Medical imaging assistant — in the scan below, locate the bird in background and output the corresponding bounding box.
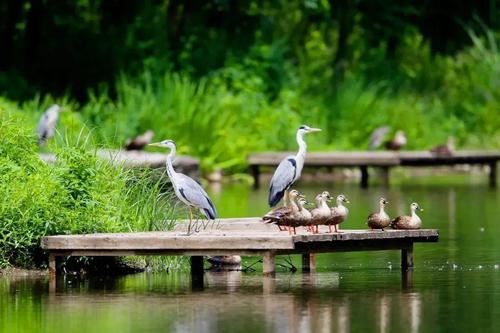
[124,130,155,150]
[149,140,217,233]
[37,104,64,146]
[430,136,455,156]
[368,126,407,151]
[268,125,321,207]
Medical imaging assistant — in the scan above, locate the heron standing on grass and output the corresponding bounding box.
[268,125,321,207]
[149,140,217,232]
[37,104,64,146]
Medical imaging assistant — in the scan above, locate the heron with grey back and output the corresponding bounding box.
[149,140,217,234]
[268,125,321,207]
[37,104,64,146]
[368,126,390,150]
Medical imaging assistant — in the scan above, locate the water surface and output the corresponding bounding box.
[2,177,499,333]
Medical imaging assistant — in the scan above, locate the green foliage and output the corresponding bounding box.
[0,109,175,268]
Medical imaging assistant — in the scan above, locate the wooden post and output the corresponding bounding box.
[302,253,316,273]
[263,251,276,277]
[48,253,57,277]
[401,243,414,272]
[381,166,390,187]
[402,270,413,289]
[489,162,497,188]
[360,166,369,188]
[251,165,261,189]
[190,256,204,290]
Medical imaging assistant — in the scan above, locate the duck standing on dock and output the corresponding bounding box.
[149,140,217,232]
[391,202,423,229]
[327,194,350,233]
[268,125,321,207]
[37,104,64,146]
[385,130,407,151]
[367,197,391,230]
[124,130,155,150]
[263,189,302,231]
[309,191,332,233]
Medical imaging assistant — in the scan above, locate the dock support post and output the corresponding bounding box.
[48,253,57,277]
[302,253,316,273]
[251,165,260,189]
[360,166,369,188]
[401,244,414,272]
[190,256,204,290]
[381,166,390,187]
[263,251,276,277]
[489,162,497,188]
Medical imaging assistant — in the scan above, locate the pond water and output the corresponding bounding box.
[2,175,499,333]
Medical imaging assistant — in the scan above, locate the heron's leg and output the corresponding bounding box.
[187,208,193,234]
[283,190,289,207]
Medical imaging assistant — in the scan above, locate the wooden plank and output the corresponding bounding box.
[248,150,500,167]
[248,151,400,166]
[41,233,295,250]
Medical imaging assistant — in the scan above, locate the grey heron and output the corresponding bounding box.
[37,104,64,146]
[149,140,217,229]
[124,130,155,150]
[268,125,321,207]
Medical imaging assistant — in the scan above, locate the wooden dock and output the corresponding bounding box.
[40,149,199,178]
[42,218,438,286]
[248,150,500,188]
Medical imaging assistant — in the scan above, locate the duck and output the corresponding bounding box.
[125,130,155,150]
[385,130,407,151]
[391,202,423,229]
[367,197,391,230]
[309,191,332,233]
[430,136,455,156]
[262,189,302,231]
[286,197,313,235]
[327,194,350,233]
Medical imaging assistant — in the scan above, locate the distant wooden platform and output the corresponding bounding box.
[248,150,499,188]
[42,218,438,286]
[40,149,199,178]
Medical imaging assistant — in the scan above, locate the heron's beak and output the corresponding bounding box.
[148,142,162,147]
[308,127,321,133]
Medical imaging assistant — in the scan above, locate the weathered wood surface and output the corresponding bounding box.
[39,149,199,177]
[41,218,438,254]
[248,150,500,167]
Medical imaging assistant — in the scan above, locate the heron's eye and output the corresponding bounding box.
[299,125,307,130]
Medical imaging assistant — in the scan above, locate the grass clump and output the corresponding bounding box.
[0,107,176,269]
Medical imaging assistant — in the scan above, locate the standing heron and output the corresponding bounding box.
[37,104,64,146]
[149,140,217,231]
[268,125,321,207]
[368,126,391,150]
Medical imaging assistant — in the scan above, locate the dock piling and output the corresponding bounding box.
[489,162,497,188]
[302,253,316,273]
[401,244,414,272]
[190,256,205,289]
[263,251,276,277]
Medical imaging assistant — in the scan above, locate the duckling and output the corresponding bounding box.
[309,191,332,234]
[385,130,407,151]
[391,202,423,229]
[430,136,455,156]
[367,197,390,230]
[327,194,350,233]
[262,189,302,231]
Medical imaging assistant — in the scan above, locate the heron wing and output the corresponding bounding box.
[37,112,49,139]
[368,126,390,150]
[268,155,296,207]
[176,173,217,219]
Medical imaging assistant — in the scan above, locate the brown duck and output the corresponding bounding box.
[309,191,332,234]
[391,202,423,229]
[327,194,349,233]
[385,130,407,151]
[262,190,302,232]
[367,197,390,230]
[124,130,155,150]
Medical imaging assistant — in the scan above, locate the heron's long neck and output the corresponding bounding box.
[165,148,177,178]
[296,131,307,162]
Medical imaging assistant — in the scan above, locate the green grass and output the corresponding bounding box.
[0,107,179,269]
